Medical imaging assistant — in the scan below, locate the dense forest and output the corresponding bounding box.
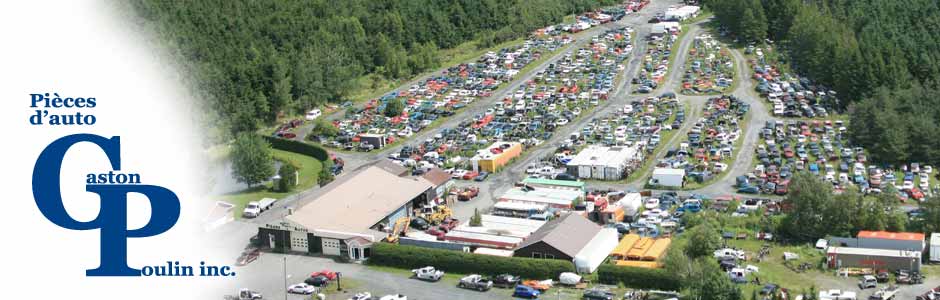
[706,0,940,166]
[128,0,618,141]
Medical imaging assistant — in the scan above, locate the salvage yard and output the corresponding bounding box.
[650,95,749,189]
[389,27,636,178]
[746,118,938,199]
[680,33,735,95]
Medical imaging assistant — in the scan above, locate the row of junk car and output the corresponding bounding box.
[321,24,576,151]
[743,118,936,200]
[389,28,635,173]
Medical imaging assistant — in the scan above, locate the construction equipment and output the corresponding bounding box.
[386,217,410,243]
[417,205,453,225]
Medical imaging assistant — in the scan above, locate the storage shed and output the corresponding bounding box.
[827,246,921,271]
[521,177,586,192]
[566,145,641,180]
[471,141,522,172]
[573,228,620,273]
[499,186,583,209]
[359,133,386,149]
[650,168,685,187]
[857,231,925,252]
[931,233,940,263]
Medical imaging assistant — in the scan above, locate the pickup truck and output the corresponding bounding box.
[223,288,262,300]
[819,290,857,300]
[411,266,444,282]
[243,198,277,218]
[457,274,493,291]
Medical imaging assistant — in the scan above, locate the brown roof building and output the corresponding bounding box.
[513,212,602,261]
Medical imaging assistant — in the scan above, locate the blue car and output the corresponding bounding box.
[738,185,760,194]
[513,285,540,298]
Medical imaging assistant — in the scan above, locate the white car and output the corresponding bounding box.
[305,109,322,120]
[451,169,468,179]
[902,181,914,190]
[526,164,541,174]
[644,198,660,210]
[348,292,373,300]
[819,290,856,300]
[287,283,318,295]
[379,295,407,300]
[411,266,444,281]
[556,118,569,126]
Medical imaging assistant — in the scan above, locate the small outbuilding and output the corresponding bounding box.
[650,168,685,187]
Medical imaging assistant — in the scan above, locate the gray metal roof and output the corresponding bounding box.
[516,212,601,258]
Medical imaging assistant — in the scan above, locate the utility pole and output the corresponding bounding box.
[337,271,343,292]
[283,256,288,300]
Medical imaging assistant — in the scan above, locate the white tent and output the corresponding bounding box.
[573,228,620,273]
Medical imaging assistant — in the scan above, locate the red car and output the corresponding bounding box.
[910,188,925,201]
[426,228,446,240]
[774,181,789,195]
[463,171,480,180]
[439,218,459,231]
[310,270,337,281]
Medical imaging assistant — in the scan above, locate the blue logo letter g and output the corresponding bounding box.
[32,134,181,276]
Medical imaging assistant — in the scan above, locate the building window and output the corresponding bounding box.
[545,254,555,259]
[532,252,542,259]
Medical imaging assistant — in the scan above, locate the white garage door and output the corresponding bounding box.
[322,238,341,256]
[290,231,308,252]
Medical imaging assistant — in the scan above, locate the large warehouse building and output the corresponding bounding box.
[565,145,641,180]
[258,162,433,262]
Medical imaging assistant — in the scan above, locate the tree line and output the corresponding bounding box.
[128,0,618,141]
[706,0,940,166]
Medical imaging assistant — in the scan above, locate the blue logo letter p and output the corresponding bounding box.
[32,134,181,276]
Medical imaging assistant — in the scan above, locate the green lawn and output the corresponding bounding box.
[218,149,323,218]
[723,239,830,295]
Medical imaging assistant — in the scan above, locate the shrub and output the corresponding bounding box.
[261,135,329,161]
[370,243,574,279]
[596,264,680,290]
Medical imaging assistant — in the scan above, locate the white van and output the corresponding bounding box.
[305,109,322,120]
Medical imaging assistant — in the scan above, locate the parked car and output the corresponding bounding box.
[379,294,407,300]
[305,109,322,120]
[463,171,480,180]
[474,172,490,181]
[311,270,337,281]
[410,217,430,230]
[411,266,444,282]
[287,283,318,295]
[348,292,372,300]
[738,185,760,194]
[457,274,493,291]
[760,284,779,295]
[492,274,521,288]
[305,275,330,287]
[513,285,541,298]
[859,275,878,289]
[583,289,615,300]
